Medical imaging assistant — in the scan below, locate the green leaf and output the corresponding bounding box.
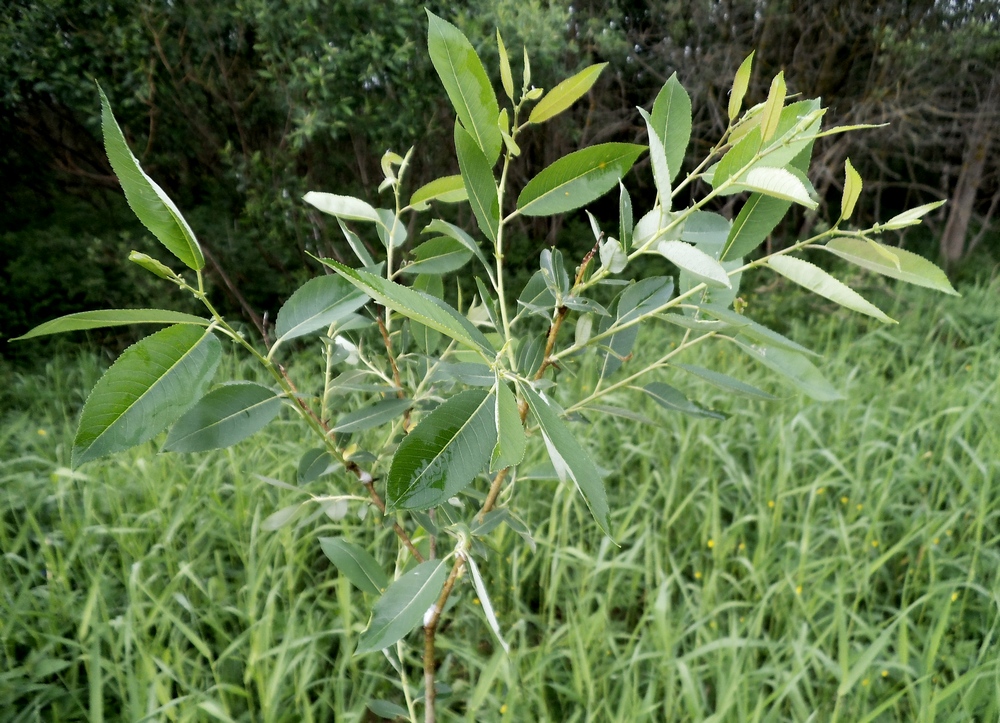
[332,398,412,434]
[822,237,958,295]
[302,192,381,223]
[399,237,473,276]
[517,143,646,217]
[73,325,221,466]
[409,175,468,209]
[455,123,500,243]
[387,390,496,510]
[99,85,204,271]
[731,336,844,401]
[497,30,515,101]
[759,73,786,143]
[375,209,407,249]
[274,275,369,345]
[319,538,389,596]
[674,364,777,400]
[720,193,791,262]
[729,52,754,121]
[619,181,633,249]
[355,559,448,655]
[463,552,509,653]
[739,167,817,209]
[128,251,177,280]
[880,200,946,230]
[768,255,895,323]
[597,277,675,378]
[368,701,410,719]
[657,240,731,288]
[650,73,692,182]
[315,257,495,356]
[641,382,727,420]
[163,382,280,452]
[427,11,501,163]
[11,309,209,341]
[681,211,731,246]
[423,219,491,275]
[520,383,612,537]
[841,158,862,220]
[491,379,525,472]
[698,303,818,356]
[528,63,607,125]
[298,448,338,484]
[335,219,376,268]
[410,274,443,354]
[638,107,671,208]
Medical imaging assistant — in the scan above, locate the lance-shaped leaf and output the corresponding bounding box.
[399,236,473,276]
[650,73,691,181]
[638,107,671,208]
[720,193,791,262]
[528,63,607,125]
[12,309,209,341]
[740,167,817,209]
[822,237,958,295]
[729,52,754,121]
[491,379,525,472]
[409,175,468,209]
[841,158,862,220]
[597,277,675,378]
[319,538,389,596]
[463,552,510,653]
[674,364,777,400]
[423,219,491,275]
[619,181,633,249]
[768,255,895,323]
[520,384,612,537]
[302,192,381,224]
[427,11,501,163]
[497,30,515,101]
[163,382,281,452]
[387,390,496,510]
[517,143,646,217]
[337,219,375,268]
[455,123,500,243]
[72,325,221,466]
[658,240,731,288]
[759,73,786,143]
[273,275,369,345]
[880,200,946,230]
[355,559,448,655]
[316,257,495,356]
[298,448,338,484]
[332,398,412,434]
[681,211,731,246]
[731,336,843,401]
[99,85,204,271]
[698,303,818,356]
[642,382,727,420]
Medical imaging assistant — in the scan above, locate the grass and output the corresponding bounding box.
[1,275,998,721]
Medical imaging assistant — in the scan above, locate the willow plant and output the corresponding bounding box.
[13,11,958,722]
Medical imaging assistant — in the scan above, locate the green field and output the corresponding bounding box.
[2,277,998,721]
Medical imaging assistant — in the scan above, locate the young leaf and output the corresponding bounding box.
[491,379,525,472]
[729,52,755,121]
[599,237,627,274]
[409,175,468,209]
[641,382,727,420]
[332,398,412,433]
[880,200,946,230]
[650,73,692,181]
[463,552,510,653]
[163,382,281,452]
[637,107,671,208]
[841,158,862,220]
[302,192,381,224]
[316,257,496,356]
[520,383,612,537]
[273,275,369,345]
[399,237,473,276]
[619,181,633,249]
[319,538,389,596]
[768,255,895,323]
[740,167,817,209]
[455,123,500,243]
[517,143,646,217]
[298,448,338,484]
[11,309,209,341]
[375,209,407,249]
[73,325,221,466]
[759,72,786,143]
[355,559,448,655]
[657,240,731,288]
[731,336,844,401]
[426,11,501,163]
[528,63,607,125]
[497,30,515,101]
[822,238,958,295]
[99,85,204,271]
[720,193,791,262]
[674,364,777,400]
[387,389,497,510]
[128,252,178,280]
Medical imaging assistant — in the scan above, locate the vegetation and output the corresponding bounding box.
[2,276,998,720]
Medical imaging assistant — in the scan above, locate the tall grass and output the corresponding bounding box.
[2,276,998,721]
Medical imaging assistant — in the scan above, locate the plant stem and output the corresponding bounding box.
[423,560,465,723]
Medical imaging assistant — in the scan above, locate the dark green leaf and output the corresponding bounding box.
[332,398,412,434]
[642,382,728,420]
[454,123,500,243]
[320,538,389,596]
[355,559,448,655]
[163,382,281,452]
[720,193,791,262]
[12,309,208,341]
[73,325,221,466]
[274,275,369,344]
[410,274,443,354]
[368,701,410,719]
[422,219,491,274]
[491,379,525,472]
[650,73,692,182]
[399,237,473,276]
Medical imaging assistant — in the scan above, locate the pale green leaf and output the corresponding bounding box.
[355,559,448,655]
[423,219,491,275]
[315,257,495,355]
[731,336,844,401]
[332,398,412,433]
[881,200,946,230]
[274,275,369,345]
[336,219,375,268]
[528,63,607,124]
[657,240,731,288]
[12,309,209,341]
[163,382,281,452]
[641,382,727,420]
[463,552,509,653]
[680,211,731,246]
[650,72,692,181]
[741,167,817,209]
[409,175,468,209]
[73,325,221,465]
[768,255,895,323]
[619,181,633,249]
[455,123,500,243]
[520,383,612,537]
[262,504,301,531]
[399,237,473,276]
[368,701,410,719]
[674,364,777,400]
[491,379,525,472]
[698,303,818,356]
[387,390,496,510]
[319,537,389,596]
[302,192,381,223]
[841,158,862,220]
[497,30,515,101]
[822,238,958,295]
[759,72,786,143]
[375,208,407,249]
[427,11,501,162]
[298,448,338,484]
[99,85,203,270]
[729,52,754,121]
[128,252,176,280]
[638,107,671,208]
[517,143,646,216]
[410,273,444,354]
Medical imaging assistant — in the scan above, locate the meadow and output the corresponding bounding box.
[2,275,998,722]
